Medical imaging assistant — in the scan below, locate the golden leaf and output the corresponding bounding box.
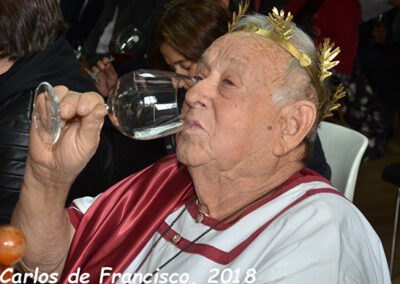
[267,7,295,40]
[317,38,341,82]
[228,0,250,32]
[321,84,346,120]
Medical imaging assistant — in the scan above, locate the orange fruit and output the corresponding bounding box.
[0,226,26,265]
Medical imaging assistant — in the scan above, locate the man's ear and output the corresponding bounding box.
[272,100,317,156]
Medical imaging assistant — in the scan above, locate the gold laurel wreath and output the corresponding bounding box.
[228,6,345,120]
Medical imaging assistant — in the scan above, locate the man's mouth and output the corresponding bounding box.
[184,118,204,132]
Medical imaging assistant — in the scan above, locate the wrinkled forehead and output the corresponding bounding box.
[201,32,291,80]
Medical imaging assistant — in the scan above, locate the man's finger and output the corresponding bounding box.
[59,91,81,120]
[76,92,105,117]
[53,85,69,101]
[78,103,107,147]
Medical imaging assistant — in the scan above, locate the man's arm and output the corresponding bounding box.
[12,161,76,275]
[11,86,107,276]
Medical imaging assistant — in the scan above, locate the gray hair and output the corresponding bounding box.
[232,13,321,154]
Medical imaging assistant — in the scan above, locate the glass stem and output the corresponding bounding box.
[85,67,101,85]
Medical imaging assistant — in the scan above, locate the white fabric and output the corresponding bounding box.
[95,7,118,54]
[73,180,390,284]
[70,193,102,214]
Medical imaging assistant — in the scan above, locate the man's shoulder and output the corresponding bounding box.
[273,168,372,242]
[280,169,361,228]
[254,172,389,283]
[279,173,385,267]
[69,154,191,215]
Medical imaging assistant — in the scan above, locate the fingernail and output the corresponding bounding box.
[61,105,70,116]
[79,105,87,113]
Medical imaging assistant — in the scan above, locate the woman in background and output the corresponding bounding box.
[148,0,231,77]
[93,0,230,96]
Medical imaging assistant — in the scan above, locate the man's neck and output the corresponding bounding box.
[188,155,304,221]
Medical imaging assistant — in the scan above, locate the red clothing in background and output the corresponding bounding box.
[286,0,361,75]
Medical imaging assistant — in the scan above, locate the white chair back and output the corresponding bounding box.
[318,121,369,201]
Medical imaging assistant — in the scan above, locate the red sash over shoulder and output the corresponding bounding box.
[61,154,194,284]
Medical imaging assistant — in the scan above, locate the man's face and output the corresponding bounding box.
[176,32,291,171]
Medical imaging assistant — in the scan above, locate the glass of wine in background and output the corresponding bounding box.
[81,25,144,84]
[33,69,197,145]
[108,24,143,63]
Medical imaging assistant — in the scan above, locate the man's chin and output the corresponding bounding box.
[176,146,208,168]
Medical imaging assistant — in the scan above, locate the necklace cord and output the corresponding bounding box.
[136,184,282,283]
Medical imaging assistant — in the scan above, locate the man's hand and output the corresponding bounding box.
[11,86,108,276]
[91,57,119,97]
[28,85,108,188]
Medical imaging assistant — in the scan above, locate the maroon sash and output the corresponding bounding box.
[60,154,194,284]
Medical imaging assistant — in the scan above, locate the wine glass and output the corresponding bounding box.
[33,82,61,145]
[108,24,143,62]
[33,69,197,145]
[83,25,143,84]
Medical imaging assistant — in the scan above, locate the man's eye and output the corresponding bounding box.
[193,76,203,81]
[223,79,235,86]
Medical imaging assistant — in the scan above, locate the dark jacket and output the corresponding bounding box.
[61,0,106,49]
[0,36,113,224]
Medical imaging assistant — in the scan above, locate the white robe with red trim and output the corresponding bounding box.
[69,166,390,284]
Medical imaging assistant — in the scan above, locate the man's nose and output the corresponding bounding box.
[183,79,209,109]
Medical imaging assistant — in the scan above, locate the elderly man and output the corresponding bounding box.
[11,10,389,284]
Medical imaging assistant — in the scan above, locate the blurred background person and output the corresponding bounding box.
[357,0,400,118]
[0,0,121,224]
[0,0,102,224]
